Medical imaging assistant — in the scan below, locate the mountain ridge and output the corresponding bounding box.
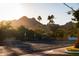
[11,16,44,30]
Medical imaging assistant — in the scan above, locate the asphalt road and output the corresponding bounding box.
[21,47,70,56]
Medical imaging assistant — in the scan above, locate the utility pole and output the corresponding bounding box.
[24,31,26,41]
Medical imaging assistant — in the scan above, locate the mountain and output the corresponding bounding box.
[0,16,77,40]
[11,16,44,30]
[60,21,76,30]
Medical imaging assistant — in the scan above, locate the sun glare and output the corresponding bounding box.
[0,3,23,21]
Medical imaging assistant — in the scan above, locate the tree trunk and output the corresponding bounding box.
[74,31,79,48]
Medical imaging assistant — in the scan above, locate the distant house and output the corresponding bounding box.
[68,37,77,40]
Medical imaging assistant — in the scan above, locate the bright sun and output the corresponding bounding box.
[0,3,23,21]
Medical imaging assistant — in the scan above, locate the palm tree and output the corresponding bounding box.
[47,15,54,24]
[64,3,79,48]
[37,16,42,21]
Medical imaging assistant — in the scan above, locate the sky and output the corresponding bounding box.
[0,3,79,25]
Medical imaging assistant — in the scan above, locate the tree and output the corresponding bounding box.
[37,16,42,21]
[53,29,65,40]
[64,3,79,48]
[47,14,54,24]
[0,21,12,40]
[16,26,27,41]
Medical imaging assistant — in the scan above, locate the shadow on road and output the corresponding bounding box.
[4,39,40,55]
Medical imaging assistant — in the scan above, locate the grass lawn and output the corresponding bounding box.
[65,46,79,56]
